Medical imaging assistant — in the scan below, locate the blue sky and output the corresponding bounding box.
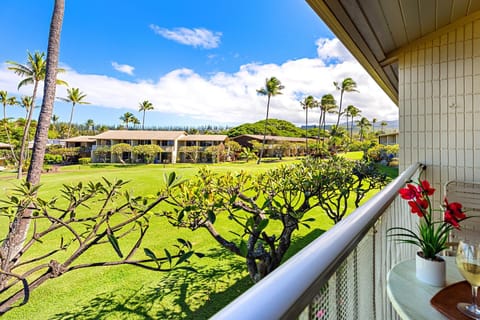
[0,0,398,128]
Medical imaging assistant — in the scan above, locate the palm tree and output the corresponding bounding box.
[346,105,361,141]
[132,116,140,128]
[138,100,154,129]
[51,114,59,125]
[20,97,34,157]
[51,114,59,131]
[300,95,316,155]
[333,78,358,134]
[20,96,34,120]
[355,117,371,141]
[0,91,19,162]
[85,119,95,134]
[0,0,65,293]
[319,94,336,146]
[256,77,284,164]
[7,51,67,179]
[372,118,377,134]
[58,87,89,138]
[380,120,388,133]
[120,112,135,128]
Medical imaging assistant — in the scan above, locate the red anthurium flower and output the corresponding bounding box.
[444,211,461,229]
[391,179,468,260]
[408,200,426,217]
[420,180,435,196]
[444,198,466,220]
[399,184,420,200]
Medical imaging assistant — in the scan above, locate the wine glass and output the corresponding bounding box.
[456,240,480,319]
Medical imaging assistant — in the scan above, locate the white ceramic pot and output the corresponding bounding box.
[415,251,446,287]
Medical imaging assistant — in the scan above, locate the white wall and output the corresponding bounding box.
[399,18,480,201]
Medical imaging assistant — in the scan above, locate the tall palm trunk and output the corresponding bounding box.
[322,112,327,147]
[350,117,354,141]
[2,105,18,164]
[67,102,76,138]
[345,114,349,140]
[317,109,322,146]
[305,107,308,154]
[334,91,344,130]
[257,94,271,164]
[1,0,64,291]
[16,84,39,179]
[142,110,146,130]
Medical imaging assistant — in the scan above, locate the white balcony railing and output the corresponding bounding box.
[212,163,422,320]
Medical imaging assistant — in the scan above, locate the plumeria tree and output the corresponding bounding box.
[163,158,387,282]
[0,174,200,313]
[132,144,163,163]
[110,143,132,164]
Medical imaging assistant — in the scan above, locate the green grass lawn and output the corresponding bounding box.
[0,155,396,319]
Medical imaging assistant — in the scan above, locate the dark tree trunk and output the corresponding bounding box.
[67,102,75,138]
[257,94,271,164]
[2,103,18,164]
[0,0,64,288]
[16,83,38,179]
[245,215,298,282]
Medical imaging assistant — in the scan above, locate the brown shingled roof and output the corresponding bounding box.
[94,130,186,140]
[178,135,228,141]
[62,136,97,143]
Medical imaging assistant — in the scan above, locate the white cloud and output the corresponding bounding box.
[112,62,134,75]
[0,38,398,126]
[150,25,221,49]
[316,38,354,63]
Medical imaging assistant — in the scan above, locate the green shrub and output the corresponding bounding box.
[78,157,91,165]
[367,144,399,163]
[44,153,63,164]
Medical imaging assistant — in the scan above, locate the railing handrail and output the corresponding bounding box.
[211,162,423,320]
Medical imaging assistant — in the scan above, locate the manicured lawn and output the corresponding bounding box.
[0,156,396,319]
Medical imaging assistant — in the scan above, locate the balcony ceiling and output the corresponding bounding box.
[306,0,480,105]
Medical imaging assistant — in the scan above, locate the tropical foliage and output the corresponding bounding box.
[226,119,304,137]
[7,50,67,179]
[0,174,200,313]
[333,77,357,134]
[132,144,163,163]
[58,87,90,138]
[138,100,154,129]
[256,76,284,164]
[110,143,132,164]
[163,158,387,282]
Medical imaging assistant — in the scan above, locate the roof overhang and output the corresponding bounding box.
[306,0,480,106]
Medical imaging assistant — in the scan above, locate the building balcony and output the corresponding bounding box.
[212,163,422,320]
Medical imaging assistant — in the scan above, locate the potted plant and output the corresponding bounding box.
[388,179,467,286]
